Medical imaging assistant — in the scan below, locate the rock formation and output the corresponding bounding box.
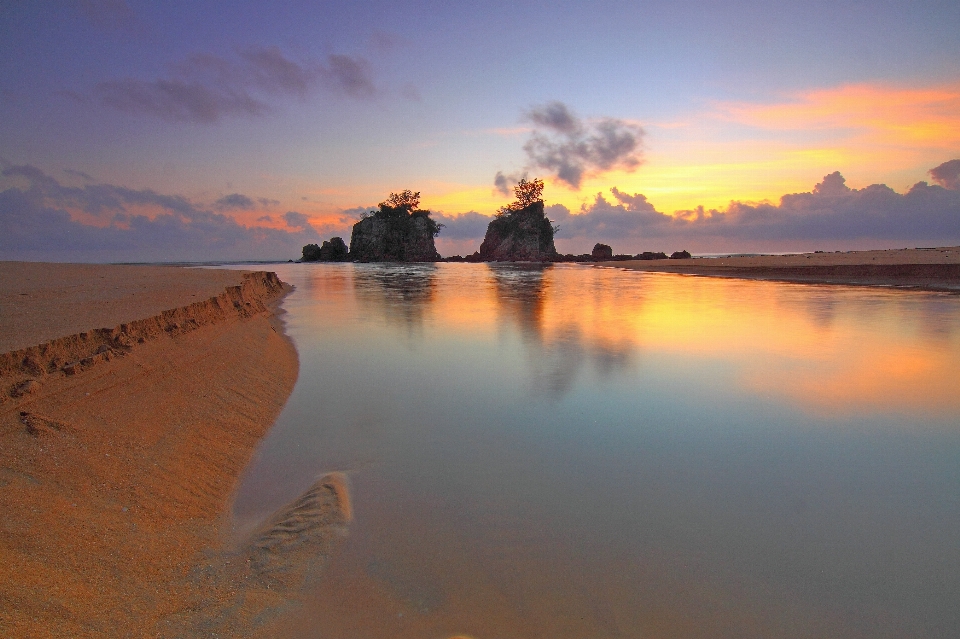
[478,201,557,261]
[349,191,441,262]
[302,237,349,262]
[592,243,613,260]
[637,251,668,260]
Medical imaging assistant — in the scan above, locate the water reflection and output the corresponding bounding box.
[333,262,960,413]
[352,263,438,335]
[488,264,637,397]
[228,263,960,639]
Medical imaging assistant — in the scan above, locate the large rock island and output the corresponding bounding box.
[478,178,558,262]
[349,190,442,262]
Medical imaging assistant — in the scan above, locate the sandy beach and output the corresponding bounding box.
[3,252,957,636]
[608,246,960,290]
[0,263,348,637]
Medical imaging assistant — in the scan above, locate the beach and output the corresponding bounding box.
[2,252,958,637]
[0,263,302,637]
[608,246,960,290]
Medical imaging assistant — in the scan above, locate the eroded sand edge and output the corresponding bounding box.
[0,266,349,638]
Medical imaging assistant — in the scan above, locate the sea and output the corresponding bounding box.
[225,262,960,638]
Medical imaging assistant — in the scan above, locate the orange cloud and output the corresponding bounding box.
[718,82,960,148]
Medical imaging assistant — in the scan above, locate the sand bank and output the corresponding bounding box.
[0,263,346,637]
[608,246,960,291]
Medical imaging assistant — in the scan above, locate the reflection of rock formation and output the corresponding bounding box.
[488,264,635,397]
[351,264,438,333]
[488,263,550,339]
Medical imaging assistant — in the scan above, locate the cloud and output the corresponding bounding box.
[493,170,525,197]
[431,211,492,239]
[0,164,318,261]
[528,101,581,135]
[95,78,268,123]
[214,193,255,210]
[283,211,311,229]
[930,159,960,189]
[94,47,377,123]
[549,168,960,251]
[509,102,644,189]
[436,162,960,254]
[717,83,960,148]
[240,47,316,97]
[322,55,376,99]
[63,168,95,181]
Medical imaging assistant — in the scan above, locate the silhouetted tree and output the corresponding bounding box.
[498,178,545,216]
[381,190,421,211]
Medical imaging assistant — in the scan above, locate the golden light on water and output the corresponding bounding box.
[416,266,960,417]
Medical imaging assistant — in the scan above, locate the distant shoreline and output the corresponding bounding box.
[602,246,960,292]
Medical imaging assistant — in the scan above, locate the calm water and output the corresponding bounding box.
[231,263,960,638]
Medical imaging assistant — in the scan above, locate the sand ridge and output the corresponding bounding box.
[0,264,346,637]
[0,262,254,353]
[1,269,287,401]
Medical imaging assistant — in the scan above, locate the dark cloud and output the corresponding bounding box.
[505,102,644,189]
[94,48,376,123]
[0,164,318,262]
[494,171,510,196]
[258,197,280,208]
[322,55,376,99]
[63,168,95,181]
[930,159,960,190]
[241,47,316,97]
[95,78,268,123]
[257,215,276,223]
[214,193,255,210]
[527,101,581,135]
[283,211,311,229]
[493,171,522,197]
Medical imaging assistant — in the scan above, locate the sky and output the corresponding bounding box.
[1,0,959,260]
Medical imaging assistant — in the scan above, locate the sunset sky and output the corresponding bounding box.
[1,0,959,260]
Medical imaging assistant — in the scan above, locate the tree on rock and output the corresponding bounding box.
[479,178,558,262]
[349,190,442,262]
[381,189,421,211]
[499,178,544,213]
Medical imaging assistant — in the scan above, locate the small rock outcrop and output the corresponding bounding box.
[478,179,557,262]
[349,191,441,262]
[670,250,692,259]
[591,243,613,260]
[637,251,668,260]
[302,237,349,262]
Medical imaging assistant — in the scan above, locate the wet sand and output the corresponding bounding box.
[0,263,349,637]
[608,246,960,290]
